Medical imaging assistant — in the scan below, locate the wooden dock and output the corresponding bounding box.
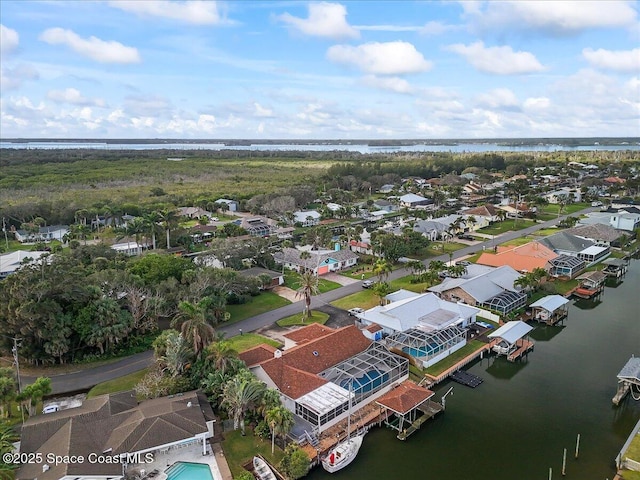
[507,339,534,362]
[423,340,497,386]
[396,402,444,441]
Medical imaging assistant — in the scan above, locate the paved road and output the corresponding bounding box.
[31,207,596,395]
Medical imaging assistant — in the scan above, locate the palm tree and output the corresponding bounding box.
[421,269,440,287]
[265,406,294,454]
[221,373,266,434]
[372,258,392,282]
[0,424,18,477]
[372,281,391,306]
[142,211,161,250]
[296,271,319,321]
[205,340,238,375]
[158,208,179,249]
[116,217,146,254]
[172,300,216,356]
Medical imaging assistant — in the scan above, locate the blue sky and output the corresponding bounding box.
[1,1,639,139]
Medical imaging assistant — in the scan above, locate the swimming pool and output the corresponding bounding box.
[166,462,214,480]
[341,370,389,394]
[403,343,443,357]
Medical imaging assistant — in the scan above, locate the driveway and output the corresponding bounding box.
[323,272,359,286]
[271,285,299,302]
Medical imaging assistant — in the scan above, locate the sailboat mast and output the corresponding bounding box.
[347,380,352,440]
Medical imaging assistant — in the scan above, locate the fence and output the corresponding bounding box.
[476,308,501,323]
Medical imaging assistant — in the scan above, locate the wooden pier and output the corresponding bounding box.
[395,402,444,441]
[507,338,534,362]
[423,340,496,386]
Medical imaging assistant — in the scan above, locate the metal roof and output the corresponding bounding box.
[617,357,640,382]
[529,295,569,312]
[296,382,351,415]
[488,321,533,344]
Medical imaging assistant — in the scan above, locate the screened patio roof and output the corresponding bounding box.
[481,290,527,312]
[386,325,466,352]
[296,382,351,416]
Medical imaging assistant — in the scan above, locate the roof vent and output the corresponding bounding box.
[313,351,319,356]
[187,401,192,408]
[43,465,50,473]
[274,349,282,358]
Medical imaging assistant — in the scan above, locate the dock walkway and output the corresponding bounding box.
[507,339,534,362]
[423,340,497,387]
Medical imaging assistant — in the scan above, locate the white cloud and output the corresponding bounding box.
[39,28,140,64]
[420,21,459,35]
[475,88,519,109]
[361,75,413,94]
[327,41,432,75]
[446,41,544,75]
[0,64,39,90]
[277,2,359,40]
[466,1,638,34]
[524,97,551,110]
[253,102,273,117]
[582,48,640,73]
[1,24,19,54]
[47,88,105,107]
[108,0,225,25]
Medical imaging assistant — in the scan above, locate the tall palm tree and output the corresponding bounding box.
[158,208,179,249]
[265,406,294,454]
[221,373,266,434]
[142,211,161,250]
[296,270,319,321]
[372,258,392,282]
[205,340,238,375]
[172,300,216,357]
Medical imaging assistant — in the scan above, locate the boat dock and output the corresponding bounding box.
[423,340,496,387]
[450,370,483,388]
[395,402,444,441]
[507,338,534,362]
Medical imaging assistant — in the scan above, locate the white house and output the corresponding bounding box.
[0,250,50,279]
[111,241,147,256]
[399,193,430,207]
[293,210,321,226]
[543,188,582,204]
[14,225,69,243]
[274,246,357,275]
[215,198,238,212]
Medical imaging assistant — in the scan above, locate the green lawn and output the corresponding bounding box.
[331,289,379,311]
[533,228,562,237]
[276,310,329,327]
[389,275,434,293]
[221,429,285,478]
[341,265,377,280]
[87,369,148,398]
[478,219,536,235]
[620,471,640,480]
[419,241,468,258]
[623,429,640,462]
[424,340,486,376]
[227,333,281,352]
[283,272,341,294]
[226,292,291,324]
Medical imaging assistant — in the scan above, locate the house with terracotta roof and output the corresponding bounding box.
[244,324,408,437]
[17,390,215,480]
[476,241,558,273]
[462,204,500,224]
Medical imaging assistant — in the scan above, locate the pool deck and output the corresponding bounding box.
[129,442,228,480]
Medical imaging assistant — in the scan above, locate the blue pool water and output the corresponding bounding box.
[341,370,389,394]
[403,343,442,357]
[166,462,214,480]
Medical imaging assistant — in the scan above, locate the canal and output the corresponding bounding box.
[308,257,640,480]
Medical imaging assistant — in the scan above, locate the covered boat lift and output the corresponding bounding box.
[573,271,607,299]
[376,380,442,440]
[529,295,570,325]
[613,356,640,406]
[488,321,534,362]
[602,258,628,278]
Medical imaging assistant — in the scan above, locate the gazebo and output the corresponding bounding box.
[529,295,569,325]
[376,381,442,440]
[613,356,640,406]
[488,321,534,362]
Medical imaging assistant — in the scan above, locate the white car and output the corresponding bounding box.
[42,404,60,414]
[348,307,365,317]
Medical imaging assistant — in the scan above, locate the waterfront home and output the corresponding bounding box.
[428,265,527,315]
[242,324,408,437]
[539,231,610,265]
[274,246,357,275]
[565,224,631,248]
[476,241,557,273]
[549,255,587,278]
[17,390,215,480]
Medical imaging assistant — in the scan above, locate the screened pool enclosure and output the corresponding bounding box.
[294,343,408,430]
[480,290,527,314]
[385,325,466,368]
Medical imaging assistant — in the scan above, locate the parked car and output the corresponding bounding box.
[457,234,475,241]
[42,404,60,414]
[362,279,374,288]
[456,260,471,266]
[348,307,365,316]
[591,201,603,207]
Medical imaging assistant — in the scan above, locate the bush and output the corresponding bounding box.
[254,420,271,439]
[234,472,255,480]
[279,444,310,480]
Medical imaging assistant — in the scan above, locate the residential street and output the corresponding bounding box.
[28,207,596,395]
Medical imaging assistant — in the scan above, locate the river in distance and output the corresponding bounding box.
[308,258,640,480]
[0,141,638,154]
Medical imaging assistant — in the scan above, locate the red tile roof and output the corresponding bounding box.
[464,204,498,217]
[238,344,277,368]
[259,325,372,399]
[376,381,434,415]
[477,241,557,272]
[283,323,334,345]
[365,323,383,333]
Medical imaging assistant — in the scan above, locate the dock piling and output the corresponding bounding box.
[562,448,567,476]
[575,434,580,459]
[549,467,552,480]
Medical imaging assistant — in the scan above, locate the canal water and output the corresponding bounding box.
[308,258,640,480]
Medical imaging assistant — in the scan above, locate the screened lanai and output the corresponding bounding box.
[385,325,466,368]
[480,290,527,314]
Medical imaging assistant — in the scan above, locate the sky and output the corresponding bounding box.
[1,0,639,140]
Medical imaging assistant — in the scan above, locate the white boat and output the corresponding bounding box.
[253,456,276,480]
[321,383,365,473]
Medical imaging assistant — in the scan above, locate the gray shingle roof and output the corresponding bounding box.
[539,231,594,253]
[565,224,625,243]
